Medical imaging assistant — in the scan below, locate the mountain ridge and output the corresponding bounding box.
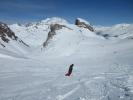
[0,17,133,57]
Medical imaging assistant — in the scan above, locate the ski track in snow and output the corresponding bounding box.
[0,44,133,100]
[0,18,133,100]
[0,59,133,100]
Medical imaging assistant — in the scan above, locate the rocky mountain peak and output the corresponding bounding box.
[43,24,66,47]
[0,22,29,48]
[75,18,94,32]
[0,22,18,43]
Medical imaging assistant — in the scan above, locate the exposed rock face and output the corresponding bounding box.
[0,22,29,47]
[0,22,18,47]
[0,22,18,43]
[43,24,65,47]
[75,18,94,32]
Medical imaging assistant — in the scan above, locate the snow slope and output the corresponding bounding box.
[95,24,133,39]
[9,17,68,47]
[0,22,29,57]
[0,17,133,100]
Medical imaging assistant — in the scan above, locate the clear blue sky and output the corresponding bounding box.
[0,0,133,25]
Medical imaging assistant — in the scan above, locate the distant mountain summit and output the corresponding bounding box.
[0,22,29,56]
[75,18,94,32]
[0,17,132,56]
[40,17,68,25]
[0,22,18,44]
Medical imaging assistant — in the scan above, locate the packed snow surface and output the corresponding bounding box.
[0,17,133,100]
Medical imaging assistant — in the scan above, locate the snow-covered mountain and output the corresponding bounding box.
[0,22,29,58]
[9,17,69,47]
[8,17,98,56]
[0,17,133,100]
[8,17,133,57]
[95,24,133,39]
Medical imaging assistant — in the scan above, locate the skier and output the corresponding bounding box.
[65,64,74,76]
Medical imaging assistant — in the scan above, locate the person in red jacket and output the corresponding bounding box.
[65,64,74,76]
